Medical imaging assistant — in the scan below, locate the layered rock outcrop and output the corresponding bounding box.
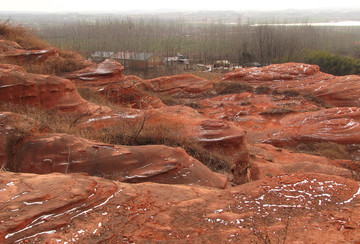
[140,74,213,98]
[65,59,164,109]
[219,62,360,107]
[0,40,59,63]
[1,172,359,243]
[64,59,125,87]
[250,143,355,181]
[199,90,360,145]
[0,64,110,114]
[11,133,228,189]
[259,107,360,145]
[77,105,250,183]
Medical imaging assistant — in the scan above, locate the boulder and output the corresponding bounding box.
[0,64,110,114]
[1,172,360,243]
[219,62,360,107]
[11,133,229,189]
[140,73,213,98]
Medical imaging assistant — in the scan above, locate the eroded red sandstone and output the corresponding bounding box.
[219,62,360,107]
[140,73,213,97]
[11,133,228,189]
[0,40,59,63]
[250,143,355,181]
[65,59,164,109]
[77,105,250,183]
[64,59,125,87]
[1,172,359,243]
[0,64,110,114]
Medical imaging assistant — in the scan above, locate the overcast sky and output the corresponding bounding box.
[2,0,360,12]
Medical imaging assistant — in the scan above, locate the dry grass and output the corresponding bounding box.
[0,21,49,49]
[77,88,120,110]
[0,22,90,75]
[214,81,254,95]
[255,85,271,94]
[0,103,75,134]
[292,142,354,160]
[260,107,294,116]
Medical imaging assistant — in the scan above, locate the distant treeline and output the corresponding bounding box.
[38,18,360,75]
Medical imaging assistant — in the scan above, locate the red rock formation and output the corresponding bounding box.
[77,105,249,183]
[200,91,319,121]
[97,75,165,109]
[0,64,110,114]
[0,39,59,63]
[140,73,213,98]
[64,60,164,109]
[0,112,39,169]
[64,59,125,87]
[260,107,360,146]
[12,133,229,189]
[219,62,360,107]
[199,90,360,145]
[249,143,355,181]
[1,172,360,243]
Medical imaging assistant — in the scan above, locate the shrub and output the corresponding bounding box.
[304,50,359,76]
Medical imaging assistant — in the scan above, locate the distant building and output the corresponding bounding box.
[113,52,163,70]
[112,51,134,68]
[90,51,114,63]
[130,53,163,70]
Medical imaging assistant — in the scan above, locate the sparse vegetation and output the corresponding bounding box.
[255,85,271,94]
[291,142,357,160]
[214,81,254,95]
[0,21,90,75]
[0,20,48,49]
[260,107,294,115]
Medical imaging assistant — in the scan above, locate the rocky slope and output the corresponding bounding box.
[1,172,360,243]
[219,62,360,107]
[2,35,360,243]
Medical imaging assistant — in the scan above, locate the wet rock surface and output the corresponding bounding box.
[1,172,359,243]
